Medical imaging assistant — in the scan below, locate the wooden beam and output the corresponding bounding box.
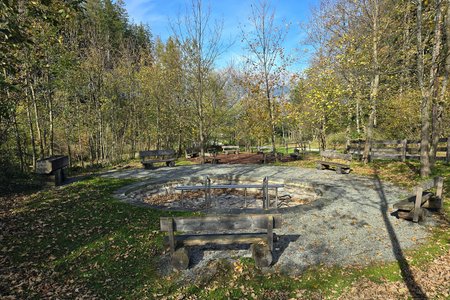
[160,214,282,232]
[171,233,268,246]
[413,186,423,223]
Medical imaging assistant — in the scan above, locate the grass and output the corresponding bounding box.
[1,157,449,299]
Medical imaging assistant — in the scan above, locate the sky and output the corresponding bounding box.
[123,0,320,72]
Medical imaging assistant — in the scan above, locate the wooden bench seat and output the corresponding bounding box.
[392,177,444,223]
[222,145,240,155]
[139,150,176,169]
[316,151,351,174]
[36,155,69,186]
[160,214,282,270]
[204,157,221,164]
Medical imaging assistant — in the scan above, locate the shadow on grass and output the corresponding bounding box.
[372,166,427,299]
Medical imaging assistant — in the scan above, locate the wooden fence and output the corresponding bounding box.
[347,137,450,163]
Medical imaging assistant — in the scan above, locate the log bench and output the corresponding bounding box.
[222,145,240,155]
[160,213,282,270]
[139,150,176,169]
[316,150,352,174]
[36,155,69,186]
[393,177,444,223]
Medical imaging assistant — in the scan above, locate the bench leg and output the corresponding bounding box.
[144,163,153,169]
[172,247,189,270]
[413,187,423,223]
[336,167,342,174]
[54,169,63,186]
[316,163,325,170]
[251,244,272,269]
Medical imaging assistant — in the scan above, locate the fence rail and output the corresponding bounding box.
[346,137,450,163]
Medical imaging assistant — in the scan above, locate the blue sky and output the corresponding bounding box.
[123,0,319,71]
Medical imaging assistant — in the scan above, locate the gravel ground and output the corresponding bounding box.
[103,164,435,277]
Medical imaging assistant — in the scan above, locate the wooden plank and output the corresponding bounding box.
[371,140,403,145]
[413,186,423,223]
[139,149,175,158]
[418,178,437,191]
[320,151,352,161]
[168,218,175,255]
[170,233,268,246]
[174,183,284,191]
[371,147,402,152]
[36,155,69,174]
[267,215,273,251]
[393,192,433,210]
[160,214,282,232]
[316,160,350,168]
[143,158,176,163]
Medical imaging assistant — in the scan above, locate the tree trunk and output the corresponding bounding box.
[29,77,45,159]
[430,1,449,167]
[25,97,37,171]
[416,0,429,177]
[363,3,380,164]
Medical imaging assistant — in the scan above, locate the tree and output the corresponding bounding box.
[172,0,225,162]
[241,0,290,155]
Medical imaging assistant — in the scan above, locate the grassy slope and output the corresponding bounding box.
[1,156,449,299]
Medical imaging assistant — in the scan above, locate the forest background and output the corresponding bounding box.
[1,0,449,182]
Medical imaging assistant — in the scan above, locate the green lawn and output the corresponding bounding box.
[1,160,449,299]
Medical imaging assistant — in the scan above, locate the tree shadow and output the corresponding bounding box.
[372,166,427,299]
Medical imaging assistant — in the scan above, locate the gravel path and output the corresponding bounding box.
[103,164,434,276]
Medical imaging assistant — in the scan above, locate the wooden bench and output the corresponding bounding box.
[222,145,240,155]
[261,152,283,164]
[160,213,282,270]
[316,150,352,174]
[290,148,301,160]
[36,155,69,186]
[393,177,444,223]
[256,146,274,154]
[185,148,199,159]
[139,150,176,169]
[204,149,221,164]
[175,176,284,209]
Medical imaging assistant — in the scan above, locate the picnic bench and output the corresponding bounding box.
[160,213,282,269]
[316,150,352,174]
[256,146,274,154]
[185,148,199,159]
[393,177,444,222]
[175,176,284,209]
[36,155,69,186]
[204,149,221,164]
[261,152,283,164]
[139,150,176,169]
[290,148,301,160]
[222,145,240,154]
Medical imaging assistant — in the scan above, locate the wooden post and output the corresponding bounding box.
[244,188,247,208]
[263,177,269,209]
[267,215,274,251]
[275,188,278,208]
[402,139,407,162]
[436,177,444,211]
[168,218,175,255]
[447,136,450,163]
[54,169,63,186]
[413,186,423,223]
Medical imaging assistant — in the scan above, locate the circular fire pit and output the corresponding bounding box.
[116,175,319,212]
